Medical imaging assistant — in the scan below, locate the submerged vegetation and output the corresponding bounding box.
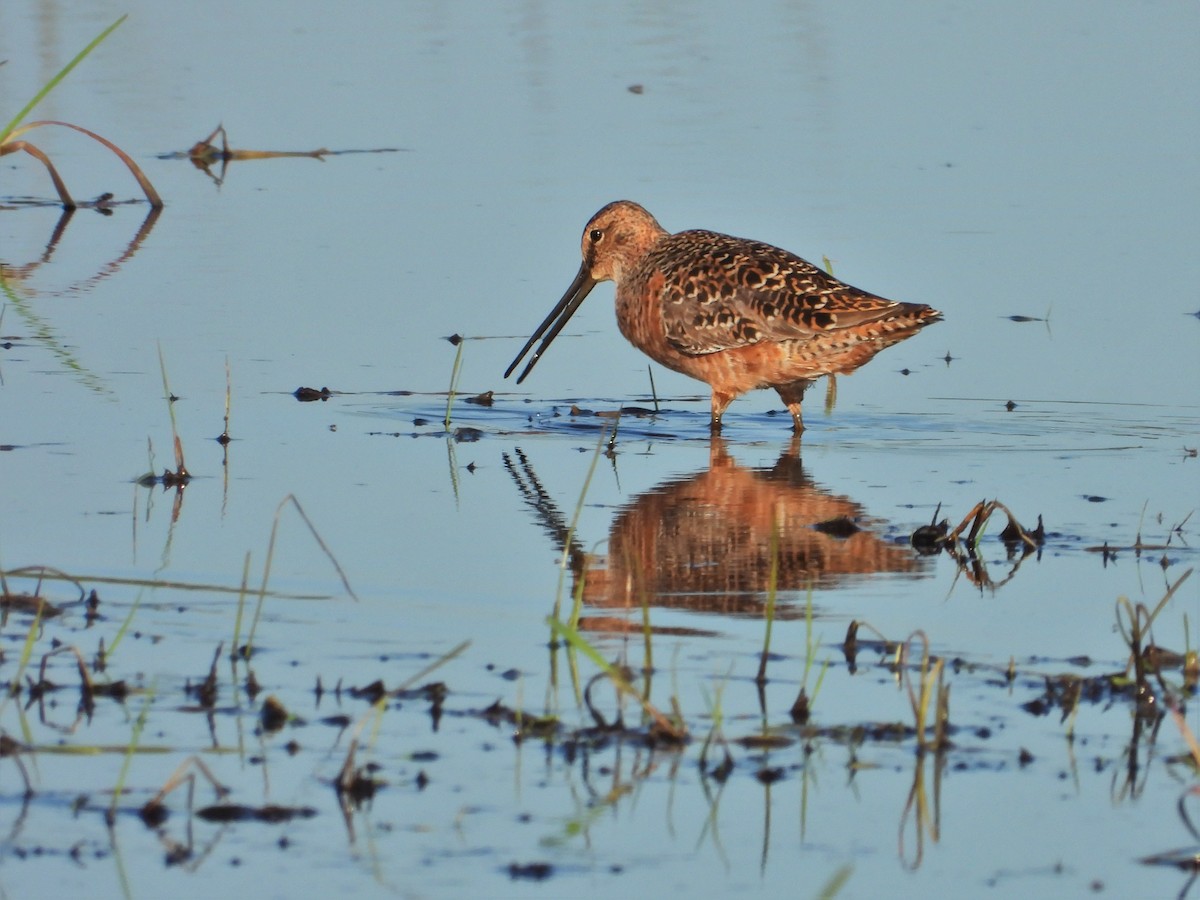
[2,532,1194,888]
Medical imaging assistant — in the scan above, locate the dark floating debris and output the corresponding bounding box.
[140,756,231,827]
[481,699,560,741]
[348,679,387,704]
[137,467,191,488]
[1005,315,1043,322]
[910,500,1045,590]
[564,403,658,419]
[755,766,787,785]
[1001,514,1045,547]
[707,752,735,783]
[508,861,554,881]
[343,769,384,806]
[260,695,289,732]
[196,804,317,824]
[139,801,170,828]
[1005,400,1016,411]
[790,687,811,724]
[0,592,62,618]
[185,643,223,709]
[812,516,861,538]
[294,386,333,402]
[464,390,494,407]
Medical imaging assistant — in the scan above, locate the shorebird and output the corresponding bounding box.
[505,201,941,433]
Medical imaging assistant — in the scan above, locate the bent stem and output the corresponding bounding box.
[1,15,163,210]
[546,617,686,741]
[4,120,163,208]
[245,495,358,656]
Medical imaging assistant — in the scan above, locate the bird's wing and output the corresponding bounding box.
[656,231,904,355]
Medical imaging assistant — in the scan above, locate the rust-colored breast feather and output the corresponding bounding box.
[649,230,921,356]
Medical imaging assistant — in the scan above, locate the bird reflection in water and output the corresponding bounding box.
[505,438,929,633]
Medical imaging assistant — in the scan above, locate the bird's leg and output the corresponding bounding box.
[709,390,735,434]
[775,381,811,434]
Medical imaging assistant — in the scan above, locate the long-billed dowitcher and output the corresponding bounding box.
[505,201,941,433]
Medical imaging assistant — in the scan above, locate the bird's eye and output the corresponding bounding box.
[589,229,603,243]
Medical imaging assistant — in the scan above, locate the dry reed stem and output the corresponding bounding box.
[5,120,162,208]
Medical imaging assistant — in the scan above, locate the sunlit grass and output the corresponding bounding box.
[901,630,950,754]
[546,616,687,742]
[444,334,465,428]
[108,687,155,824]
[1,15,162,209]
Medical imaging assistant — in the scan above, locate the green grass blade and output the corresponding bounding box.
[1,15,127,143]
[109,685,155,822]
[444,337,465,429]
[546,616,685,740]
[815,863,853,899]
[547,616,614,676]
[552,421,613,620]
[105,589,144,659]
[0,600,46,722]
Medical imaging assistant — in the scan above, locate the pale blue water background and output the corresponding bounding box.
[1,2,1198,897]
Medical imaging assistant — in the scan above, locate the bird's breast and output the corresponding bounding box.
[615,270,683,368]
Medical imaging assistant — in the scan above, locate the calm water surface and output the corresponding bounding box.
[1,2,1198,897]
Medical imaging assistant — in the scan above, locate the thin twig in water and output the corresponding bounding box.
[444,336,465,429]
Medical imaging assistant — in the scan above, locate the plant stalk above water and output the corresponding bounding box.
[1,16,162,209]
[444,336,465,428]
[1,16,127,142]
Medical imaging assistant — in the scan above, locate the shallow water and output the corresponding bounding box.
[2,1,1199,897]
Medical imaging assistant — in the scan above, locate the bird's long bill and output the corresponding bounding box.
[504,262,597,384]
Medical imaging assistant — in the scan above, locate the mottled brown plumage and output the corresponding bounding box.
[505,200,941,432]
